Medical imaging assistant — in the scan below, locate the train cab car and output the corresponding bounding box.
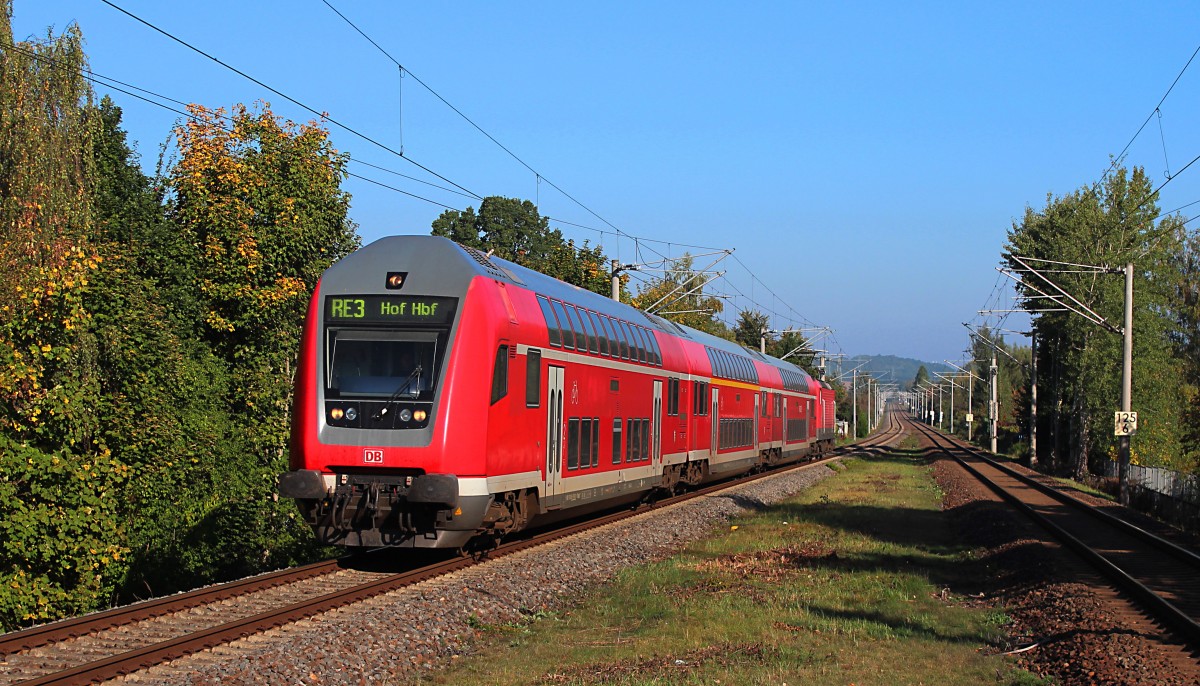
[282,236,674,547]
[279,235,837,549]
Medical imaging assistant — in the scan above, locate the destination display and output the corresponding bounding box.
[324,295,458,325]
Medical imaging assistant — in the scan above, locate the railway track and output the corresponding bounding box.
[906,413,1200,651]
[0,425,900,686]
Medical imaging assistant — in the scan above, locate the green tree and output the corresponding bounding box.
[1171,228,1200,468]
[1005,167,1188,476]
[79,97,241,599]
[0,6,127,629]
[630,255,727,337]
[431,196,611,295]
[912,365,930,388]
[766,330,821,378]
[966,329,1030,456]
[734,309,770,350]
[163,102,358,584]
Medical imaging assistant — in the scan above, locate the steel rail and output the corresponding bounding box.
[0,558,346,656]
[908,415,1200,650]
[944,429,1200,569]
[7,423,901,685]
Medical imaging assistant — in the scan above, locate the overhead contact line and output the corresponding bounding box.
[86,1,815,333]
[98,0,482,201]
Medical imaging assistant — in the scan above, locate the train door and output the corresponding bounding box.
[777,395,787,443]
[710,388,720,456]
[753,393,760,447]
[809,399,816,439]
[652,380,663,469]
[545,366,565,498]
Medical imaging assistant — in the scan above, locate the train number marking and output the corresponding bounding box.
[363,448,384,464]
[330,298,366,319]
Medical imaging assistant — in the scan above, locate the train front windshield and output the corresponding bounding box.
[326,330,439,400]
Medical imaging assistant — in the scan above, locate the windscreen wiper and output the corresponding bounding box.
[371,365,423,421]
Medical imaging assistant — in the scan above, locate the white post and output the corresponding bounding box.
[852,369,857,439]
[868,378,873,432]
[950,380,955,434]
[990,353,998,453]
[1118,263,1133,505]
[968,366,974,441]
[931,386,940,429]
[1030,333,1037,467]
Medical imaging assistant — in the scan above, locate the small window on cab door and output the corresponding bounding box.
[491,345,509,404]
[526,349,541,407]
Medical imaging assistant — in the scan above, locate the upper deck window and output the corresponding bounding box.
[549,300,577,350]
[572,306,599,354]
[646,330,661,366]
[615,320,632,360]
[586,311,607,356]
[536,295,562,347]
[597,315,615,357]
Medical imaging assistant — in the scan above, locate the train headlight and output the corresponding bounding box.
[330,407,344,420]
[414,410,427,422]
[345,407,358,421]
[399,408,412,422]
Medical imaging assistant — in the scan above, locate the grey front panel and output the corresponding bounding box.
[315,236,479,449]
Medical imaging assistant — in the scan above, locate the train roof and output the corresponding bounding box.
[336,236,819,389]
[480,240,818,389]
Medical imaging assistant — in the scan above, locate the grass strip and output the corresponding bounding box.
[423,444,1049,686]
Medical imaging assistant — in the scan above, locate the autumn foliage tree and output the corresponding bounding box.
[0,7,359,626]
[161,102,358,581]
[0,7,126,627]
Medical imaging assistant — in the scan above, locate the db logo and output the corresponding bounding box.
[363,449,384,464]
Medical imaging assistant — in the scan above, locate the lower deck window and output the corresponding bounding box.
[567,417,600,470]
[625,418,651,463]
[718,418,754,450]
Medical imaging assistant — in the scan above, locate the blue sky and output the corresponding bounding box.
[13,1,1200,370]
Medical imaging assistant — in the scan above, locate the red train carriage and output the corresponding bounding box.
[279,236,835,548]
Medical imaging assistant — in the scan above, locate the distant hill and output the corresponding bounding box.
[837,355,952,388]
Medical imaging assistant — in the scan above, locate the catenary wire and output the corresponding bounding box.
[5,42,474,204]
[314,2,830,336]
[33,11,830,345]
[1104,42,1200,180]
[315,1,670,254]
[98,0,482,201]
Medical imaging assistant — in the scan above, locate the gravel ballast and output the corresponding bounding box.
[116,463,841,685]
[930,446,1200,685]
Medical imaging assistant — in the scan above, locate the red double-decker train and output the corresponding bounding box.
[279,235,836,548]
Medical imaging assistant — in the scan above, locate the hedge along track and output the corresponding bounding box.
[0,421,902,686]
[907,413,1200,651]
